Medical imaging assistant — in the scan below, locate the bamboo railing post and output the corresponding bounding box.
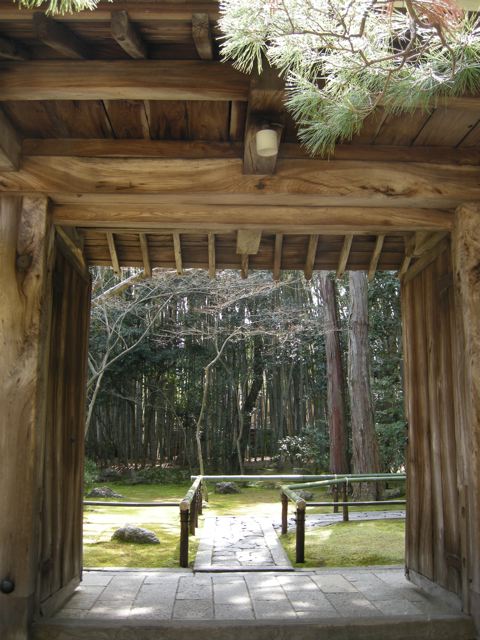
[180,508,189,568]
[333,483,339,513]
[296,506,306,563]
[281,492,288,534]
[198,480,203,515]
[195,487,200,528]
[342,481,349,522]
[189,495,196,535]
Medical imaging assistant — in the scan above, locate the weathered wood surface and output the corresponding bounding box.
[111,11,147,60]
[402,246,462,598]
[0,61,249,101]
[452,204,480,625]
[0,195,54,640]
[0,108,21,171]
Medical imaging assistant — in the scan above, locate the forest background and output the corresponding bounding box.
[86,269,406,483]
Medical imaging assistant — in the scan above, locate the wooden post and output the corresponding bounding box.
[198,481,203,516]
[342,481,349,522]
[333,483,339,514]
[296,507,306,563]
[0,196,54,639]
[189,496,196,536]
[281,493,288,534]
[180,509,189,568]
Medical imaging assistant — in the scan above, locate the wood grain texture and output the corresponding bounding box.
[111,10,147,59]
[207,232,215,278]
[33,13,90,59]
[336,234,353,278]
[0,107,21,171]
[192,13,213,60]
[304,234,319,280]
[0,35,30,61]
[368,235,385,281]
[273,233,283,281]
[0,61,249,101]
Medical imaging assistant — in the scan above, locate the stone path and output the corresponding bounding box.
[277,510,406,533]
[54,567,463,621]
[195,516,292,571]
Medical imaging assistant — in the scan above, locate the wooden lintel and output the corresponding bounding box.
[273,233,283,281]
[173,232,183,275]
[368,234,385,281]
[243,66,285,175]
[139,232,151,277]
[111,10,147,59]
[192,13,213,60]
[240,254,249,279]
[22,138,480,166]
[0,35,30,60]
[237,229,262,255]
[0,109,21,171]
[208,232,216,278]
[403,238,450,284]
[304,234,319,280]
[0,61,249,101]
[52,204,454,234]
[33,13,89,59]
[337,234,353,278]
[106,231,121,275]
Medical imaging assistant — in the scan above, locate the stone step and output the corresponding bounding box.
[33,615,476,640]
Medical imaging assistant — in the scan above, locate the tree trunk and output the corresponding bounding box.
[348,271,381,499]
[318,271,348,474]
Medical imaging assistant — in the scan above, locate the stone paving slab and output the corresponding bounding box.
[54,567,465,623]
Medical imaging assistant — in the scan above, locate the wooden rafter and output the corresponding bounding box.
[111,11,147,59]
[139,233,151,277]
[192,13,213,60]
[173,232,183,275]
[240,254,249,279]
[0,109,21,171]
[32,13,89,59]
[0,61,249,101]
[368,234,385,281]
[55,226,88,276]
[106,232,121,275]
[403,238,450,283]
[243,66,284,175]
[0,35,30,61]
[337,234,353,278]
[273,233,283,281]
[304,234,319,281]
[208,232,216,279]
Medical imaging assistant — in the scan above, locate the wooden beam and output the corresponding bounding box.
[368,234,385,281]
[22,138,480,166]
[414,231,449,257]
[304,234,319,280]
[236,229,262,255]
[139,232,151,277]
[0,35,30,61]
[0,109,21,171]
[208,232,215,278]
[192,13,213,60]
[0,61,249,101]
[337,234,353,278]
[32,13,89,59]
[403,238,450,283]
[243,67,284,175]
[273,233,283,281]
[106,232,120,275]
[173,232,183,275]
[4,157,479,209]
[53,204,454,233]
[111,10,147,59]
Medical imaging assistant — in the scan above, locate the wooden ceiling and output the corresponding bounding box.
[0,0,479,281]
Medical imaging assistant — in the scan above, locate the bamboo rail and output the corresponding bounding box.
[179,476,203,568]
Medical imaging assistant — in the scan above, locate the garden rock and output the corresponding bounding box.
[87,486,124,499]
[111,525,160,545]
[296,490,314,501]
[215,481,240,494]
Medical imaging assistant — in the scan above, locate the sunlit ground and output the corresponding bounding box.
[83,482,405,568]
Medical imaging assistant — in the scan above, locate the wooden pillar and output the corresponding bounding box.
[452,203,480,625]
[0,196,54,640]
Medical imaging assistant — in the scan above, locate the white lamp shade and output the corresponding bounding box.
[256,128,278,157]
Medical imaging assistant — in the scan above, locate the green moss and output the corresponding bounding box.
[280,519,405,568]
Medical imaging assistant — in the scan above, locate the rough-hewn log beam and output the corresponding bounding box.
[0,109,21,171]
[0,61,249,101]
[33,13,90,59]
[3,158,479,210]
[0,35,30,61]
[106,232,120,274]
[139,232,151,276]
[208,232,215,278]
[368,234,385,281]
[22,139,480,166]
[337,234,353,278]
[111,10,147,59]
[304,234,319,280]
[173,232,183,275]
[53,204,454,233]
[192,13,213,60]
[273,233,283,281]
